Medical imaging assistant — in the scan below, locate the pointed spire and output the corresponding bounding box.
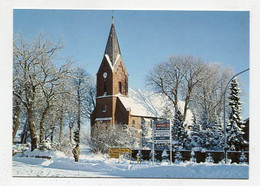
[104,14,121,65]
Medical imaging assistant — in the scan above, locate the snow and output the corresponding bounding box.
[119,88,193,124]
[105,54,114,71]
[12,146,248,178]
[95,117,112,121]
[104,53,121,72]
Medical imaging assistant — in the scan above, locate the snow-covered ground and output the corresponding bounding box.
[12,146,248,178]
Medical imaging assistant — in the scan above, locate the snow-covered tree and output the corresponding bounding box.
[90,124,139,153]
[147,57,233,125]
[200,111,209,131]
[13,34,70,151]
[189,115,203,149]
[13,34,94,151]
[174,152,183,164]
[239,151,247,164]
[147,55,207,121]
[197,111,222,151]
[210,121,222,150]
[149,150,158,163]
[161,148,169,162]
[226,78,247,151]
[162,105,173,120]
[191,64,233,124]
[172,110,189,150]
[205,153,214,164]
[189,150,197,163]
[140,118,152,149]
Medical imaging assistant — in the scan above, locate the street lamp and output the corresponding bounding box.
[223,68,249,163]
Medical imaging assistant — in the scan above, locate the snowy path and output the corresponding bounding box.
[12,147,249,178]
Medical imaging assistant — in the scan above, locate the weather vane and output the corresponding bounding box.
[112,10,114,24]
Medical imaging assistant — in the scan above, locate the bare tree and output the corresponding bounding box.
[147,55,233,123]
[13,34,67,151]
[181,56,207,121]
[71,67,92,143]
[147,57,184,113]
[190,63,233,123]
[147,55,206,121]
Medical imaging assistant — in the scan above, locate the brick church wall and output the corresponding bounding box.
[96,56,113,97]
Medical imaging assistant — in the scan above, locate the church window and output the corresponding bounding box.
[132,120,135,127]
[119,82,122,93]
[125,80,128,94]
[104,82,107,95]
[102,105,107,113]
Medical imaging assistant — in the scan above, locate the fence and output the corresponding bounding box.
[132,150,249,164]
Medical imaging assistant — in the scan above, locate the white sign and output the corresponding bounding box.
[154,131,170,136]
[153,120,170,143]
[152,120,173,165]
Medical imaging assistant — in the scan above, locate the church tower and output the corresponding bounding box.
[91,17,129,126]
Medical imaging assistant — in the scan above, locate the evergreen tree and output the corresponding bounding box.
[162,105,173,120]
[226,78,247,151]
[203,122,222,150]
[239,151,247,164]
[161,148,169,162]
[200,112,222,150]
[210,121,222,150]
[200,111,209,131]
[189,150,197,163]
[174,152,183,164]
[189,114,203,149]
[205,153,214,164]
[172,110,189,150]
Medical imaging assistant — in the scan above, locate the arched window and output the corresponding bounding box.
[104,82,107,95]
[119,82,122,93]
[132,120,135,127]
[102,105,107,113]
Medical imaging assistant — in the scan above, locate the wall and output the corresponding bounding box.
[131,150,249,164]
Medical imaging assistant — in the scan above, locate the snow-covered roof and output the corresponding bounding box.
[118,88,193,124]
[104,54,121,72]
[95,117,112,121]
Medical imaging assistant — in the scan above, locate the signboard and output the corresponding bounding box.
[154,131,170,136]
[153,120,171,144]
[152,120,173,165]
[154,136,170,140]
[109,148,132,158]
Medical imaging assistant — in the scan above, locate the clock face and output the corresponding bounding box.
[103,72,107,78]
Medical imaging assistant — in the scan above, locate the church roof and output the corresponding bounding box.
[104,22,121,66]
[118,88,193,124]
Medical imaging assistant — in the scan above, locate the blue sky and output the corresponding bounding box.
[13,10,249,118]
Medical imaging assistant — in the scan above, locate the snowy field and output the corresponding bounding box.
[12,147,248,179]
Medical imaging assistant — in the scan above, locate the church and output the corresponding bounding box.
[90,18,193,142]
[90,18,161,135]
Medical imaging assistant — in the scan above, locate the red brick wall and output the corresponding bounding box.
[113,58,128,96]
[95,97,113,119]
[96,56,113,97]
[115,97,130,125]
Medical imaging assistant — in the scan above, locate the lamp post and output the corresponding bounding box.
[223,68,249,163]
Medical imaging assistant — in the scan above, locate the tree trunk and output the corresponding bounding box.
[59,107,64,143]
[51,127,54,143]
[28,106,38,151]
[13,100,21,144]
[183,95,190,122]
[69,127,72,143]
[77,84,81,143]
[20,121,29,144]
[39,105,49,144]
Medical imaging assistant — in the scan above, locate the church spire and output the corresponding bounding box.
[104,15,121,65]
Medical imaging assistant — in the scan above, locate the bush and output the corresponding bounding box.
[174,152,183,164]
[90,123,139,153]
